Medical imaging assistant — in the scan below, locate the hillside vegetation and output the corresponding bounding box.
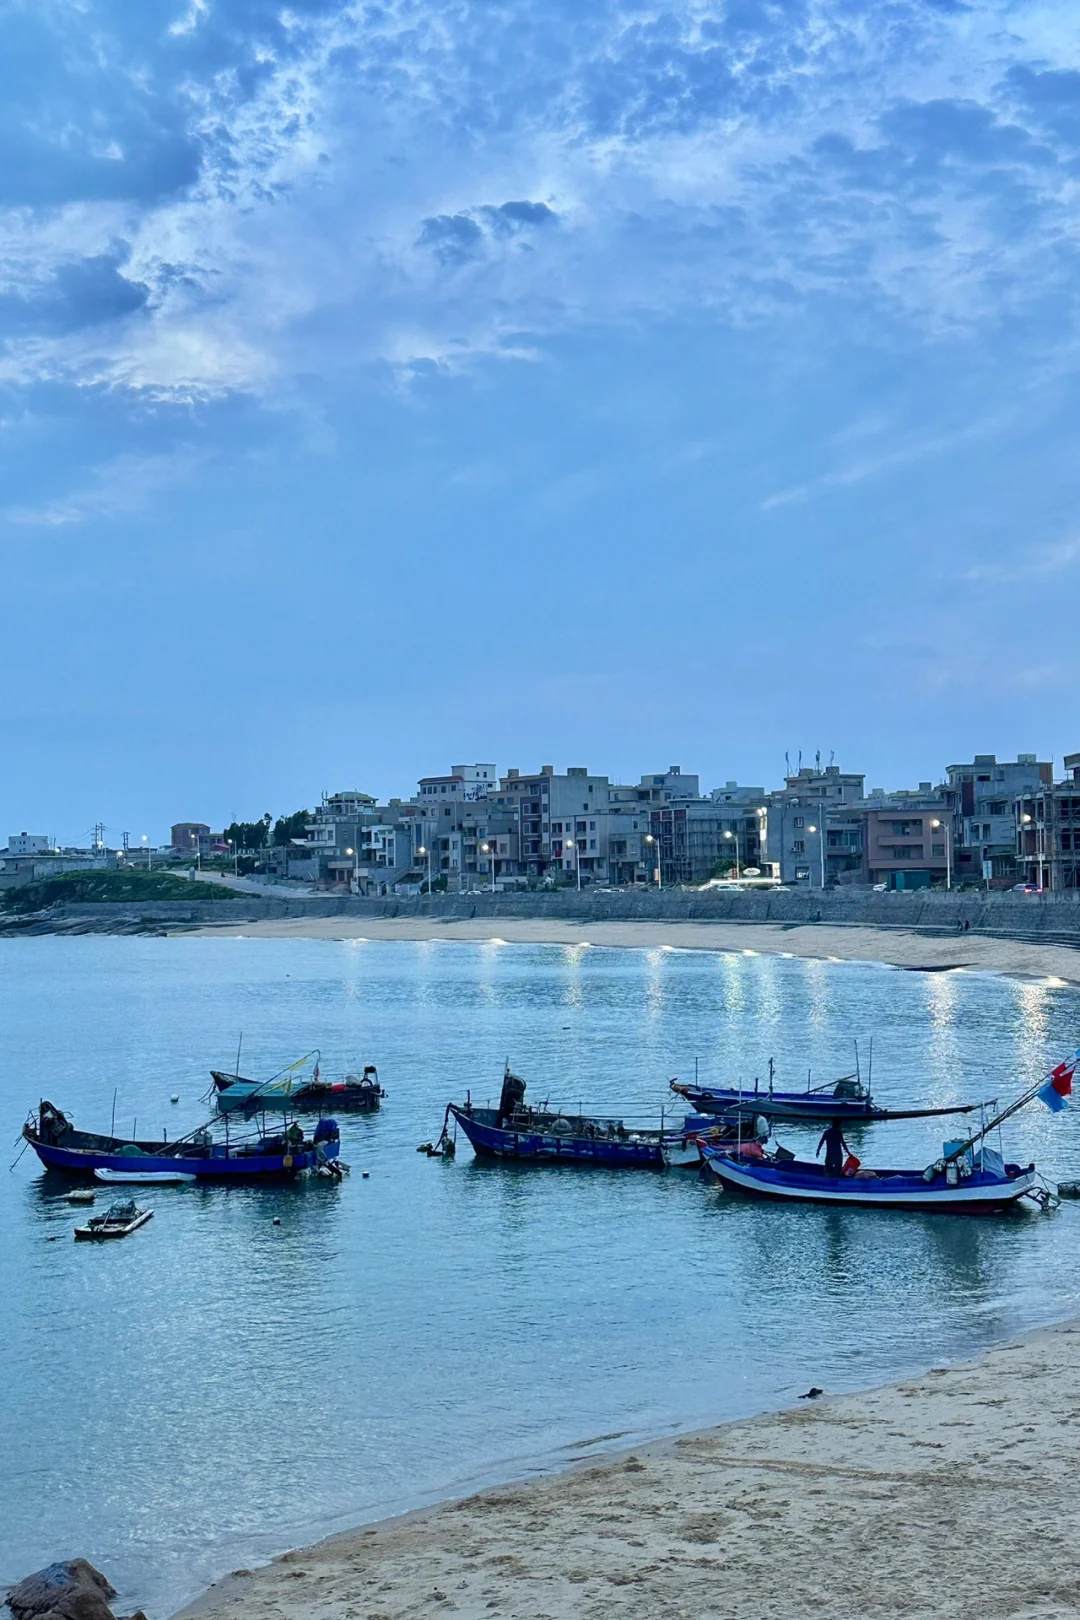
[1,869,239,912]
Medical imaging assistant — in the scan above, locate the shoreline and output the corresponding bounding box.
[183,913,1080,983]
[173,1316,1080,1620]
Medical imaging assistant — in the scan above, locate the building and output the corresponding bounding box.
[417,765,498,803]
[1017,754,1080,891]
[171,822,210,852]
[946,753,1052,883]
[765,765,866,886]
[7,833,51,855]
[861,786,955,889]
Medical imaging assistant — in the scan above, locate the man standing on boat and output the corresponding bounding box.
[817,1119,851,1177]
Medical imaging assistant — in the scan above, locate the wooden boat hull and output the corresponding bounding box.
[700,1148,1038,1213]
[673,1084,975,1125]
[212,1072,383,1114]
[23,1105,340,1183]
[75,1208,153,1240]
[450,1105,666,1166]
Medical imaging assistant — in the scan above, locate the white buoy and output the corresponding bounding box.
[170,1095,179,1103]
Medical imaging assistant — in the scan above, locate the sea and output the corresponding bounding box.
[2,933,1080,1616]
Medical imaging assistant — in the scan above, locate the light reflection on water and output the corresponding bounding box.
[2,936,1080,1617]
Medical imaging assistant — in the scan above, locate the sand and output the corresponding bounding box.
[174,1320,1080,1620]
[186,913,1080,984]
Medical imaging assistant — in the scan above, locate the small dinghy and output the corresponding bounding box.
[95,1168,196,1184]
[74,1199,153,1241]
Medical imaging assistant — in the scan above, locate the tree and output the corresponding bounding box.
[710,855,737,880]
[273,809,311,845]
[223,814,272,852]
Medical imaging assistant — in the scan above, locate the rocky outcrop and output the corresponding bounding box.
[5,1560,145,1620]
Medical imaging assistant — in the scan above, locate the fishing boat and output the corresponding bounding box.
[211,1053,384,1114]
[23,1100,341,1183]
[698,1061,1071,1214]
[74,1199,153,1241]
[672,1058,983,1125]
[446,1068,768,1169]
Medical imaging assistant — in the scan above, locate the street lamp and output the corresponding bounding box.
[418,844,432,894]
[227,838,238,876]
[806,824,826,889]
[344,847,358,894]
[480,841,497,894]
[564,838,582,891]
[141,834,151,872]
[723,828,741,880]
[930,818,952,890]
[644,833,662,890]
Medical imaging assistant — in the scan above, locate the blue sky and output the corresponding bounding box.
[3,0,1080,842]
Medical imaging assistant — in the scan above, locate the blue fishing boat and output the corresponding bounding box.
[446,1068,767,1169]
[22,1101,341,1183]
[697,1061,1070,1214]
[672,1058,982,1125]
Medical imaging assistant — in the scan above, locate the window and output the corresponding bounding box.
[589,821,596,831]
[890,846,922,859]
[792,840,805,854]
[793,816,804,829]
[590,839,596,850]
[551,822,562,834]
[932,843,945,857]
[795,866,810,880]
[889,819,922,836]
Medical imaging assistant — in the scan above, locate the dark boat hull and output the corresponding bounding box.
[28,1137,321,1181]
[211,1071,383,1114]
[700,1147,1037,1213]
[450,1105,666,1166]
[673,1084,975,1124]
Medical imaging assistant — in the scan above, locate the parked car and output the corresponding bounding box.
[1012,883,1043,894]
[872,882,888,892]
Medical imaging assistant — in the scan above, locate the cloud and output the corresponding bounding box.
[6,0,1080,399]
[4,448,205,527]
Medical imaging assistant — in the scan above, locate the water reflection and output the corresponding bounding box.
[5,936,1080,1617]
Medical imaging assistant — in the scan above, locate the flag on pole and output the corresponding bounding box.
[1038,1059,1075,1113]
[313,1062,320,1083]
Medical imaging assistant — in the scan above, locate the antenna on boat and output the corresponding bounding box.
[854,1041,861,1086]
[235,1031,243,1080]
[768,1057,774,1098]
[110,1089,117,1138]
[867,1038,873,1091]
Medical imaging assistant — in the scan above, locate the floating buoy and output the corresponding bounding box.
[272,1217,281,1225]
[362,1171,370,1179]
[171,1095,179,1103]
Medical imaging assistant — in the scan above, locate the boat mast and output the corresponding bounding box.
[941,1061,1070,1165]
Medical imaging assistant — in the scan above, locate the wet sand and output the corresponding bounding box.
[185,913,1080,984]
[174,1319,1080,1620]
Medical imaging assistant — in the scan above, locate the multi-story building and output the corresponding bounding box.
[861,785,955,889]
[946,754,1052,883]
[1016,754,1080,891]
[171,821,210,853]
[6,833,51,855]
[765,765,866,886]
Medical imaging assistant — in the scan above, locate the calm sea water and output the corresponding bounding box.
[3,935,1080,1615]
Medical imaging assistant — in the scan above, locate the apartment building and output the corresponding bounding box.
[1017,754,1080,891]
[765,765,866,886]
[862,786,954,889]
[946,753,1051,882]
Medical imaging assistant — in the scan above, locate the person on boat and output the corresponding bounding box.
[817,1119,851,1177]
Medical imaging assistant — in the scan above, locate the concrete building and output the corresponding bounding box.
[417,765,498,804]
[946,753,1052,883]
[1017,754,1080,891]
[171,822,210,852]
[765,765,866,886]
[7,833,51,855]
[861,786,954,889]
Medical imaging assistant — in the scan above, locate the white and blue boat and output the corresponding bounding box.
[447,1068,767,1169]
[698,1065,1068,1214]
[22,1100,341,1183]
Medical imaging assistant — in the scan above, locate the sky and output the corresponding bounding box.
[3,0,1080,843]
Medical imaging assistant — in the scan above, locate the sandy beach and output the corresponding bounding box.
[175,1319,1080,1620]
[187,913,1080,984]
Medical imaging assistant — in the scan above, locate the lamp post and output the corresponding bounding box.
[806,823,826,889]
[344,847,358,894]
[930,817,952,890]
[723,827,741,880]
[644,832,662,889]
[141,834,151,872]
[228,838,238,876]
[418,844,432,894]
[1020,812,1032,886]
[564,838,582,891]
[480,841,497,894]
